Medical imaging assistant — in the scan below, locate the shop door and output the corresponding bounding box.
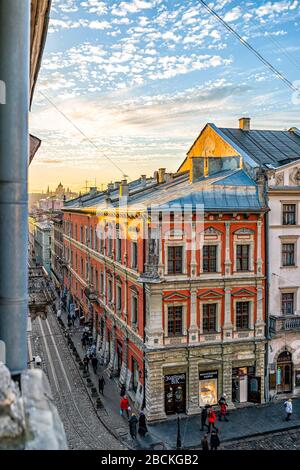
[277,351,292,393]
[239,375,248,402]
[277,364,292,393]
[248,377,261,403]
[164,374,186,415]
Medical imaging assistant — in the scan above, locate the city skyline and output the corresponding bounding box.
[29,0,300,191]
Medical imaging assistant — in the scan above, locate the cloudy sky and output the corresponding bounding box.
[29,0,300,192]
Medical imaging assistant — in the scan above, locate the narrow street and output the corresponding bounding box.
[29,310,125,450]
[222,428,300,450]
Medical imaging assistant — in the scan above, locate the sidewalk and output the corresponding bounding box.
[59,310,164,449]
[58,310,300,450]
[147,399,300,449]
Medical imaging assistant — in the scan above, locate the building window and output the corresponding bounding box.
[80,225,83,243]
[132,242,138,269]
[116,236,122,262]
[108,279,112,302]
[132,294,138,325]
[236,301,250,330]
[94,227,98,251]
[80,257,84,276]
[203,304,217,333]
[167,306,183,336]
[203,245,217,273]
[236,245,250,271]
[117,285,122,312]
[100,272,104,294]
[167,246,183,274]
[132,358,139,393]
[108,237,113,257]
[282,293,294,315]
[283,204,296,225]
[85,226,88,245]
[282,243,295,266]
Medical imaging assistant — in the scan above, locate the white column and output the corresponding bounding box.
[224,222,232,274]
[190,221,197,278]
[223,287,233,340]
[189,288,199,342]
[257,219,263,275]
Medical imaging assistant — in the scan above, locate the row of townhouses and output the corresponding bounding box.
[51,117,300,422]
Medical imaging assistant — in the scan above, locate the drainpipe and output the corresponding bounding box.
[0,0,30,374]
[264,208,270,402]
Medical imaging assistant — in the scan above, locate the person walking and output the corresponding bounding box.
[218,395,229,422]
[210,429,220,450]
[201,406,209,431]
[120,384,126,397]
[91,355,98,374]
[138,411,148,437]
[56,309,61,320]
[207,407,217,433]
[83,355,89,373]
[201,434,209,451]
[128,413,138,440]
[120,395,130,418]
[98,376,105,395]
[284,398,293,421]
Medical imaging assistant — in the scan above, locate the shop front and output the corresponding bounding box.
[164,373,186,415]
[199,371,218,407]
[232,366,261,403]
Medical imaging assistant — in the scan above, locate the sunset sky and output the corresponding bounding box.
[29,0,300,193]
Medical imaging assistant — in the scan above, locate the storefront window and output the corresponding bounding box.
[199,371,218,407]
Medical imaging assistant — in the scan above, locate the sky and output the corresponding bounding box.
[29,0,300,193]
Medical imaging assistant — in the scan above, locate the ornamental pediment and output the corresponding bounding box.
[197,290,223,299]
[232,288,254,297]
[233,228,254,235]
[163,292,189,301]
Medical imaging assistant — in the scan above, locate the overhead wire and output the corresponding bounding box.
[198,0,298,92]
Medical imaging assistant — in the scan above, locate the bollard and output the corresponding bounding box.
[96,398,103,409]
[91,387,98,398]
[86,378,92,387]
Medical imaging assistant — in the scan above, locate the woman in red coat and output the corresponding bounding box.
[207,407,217,433]
[120,395,130,418]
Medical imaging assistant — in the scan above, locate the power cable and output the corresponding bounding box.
[38,90,129,180]
[198,0,298,92]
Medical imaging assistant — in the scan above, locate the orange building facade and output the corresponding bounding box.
[62,125,268,421]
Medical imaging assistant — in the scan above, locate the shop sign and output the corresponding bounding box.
[199,371,218,380]
[164,373,186,385]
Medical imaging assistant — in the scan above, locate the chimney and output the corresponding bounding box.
[114,181,121,190]
[239,117,251,131]
[190,157,204,183]
[107,182,114,191]
[158,168,166,184]
[119,179,129,198]
[140,175,147,187]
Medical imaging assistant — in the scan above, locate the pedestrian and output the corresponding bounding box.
[98,376,105,395]
[207,407,217,433]
[71,313,75,327]
[138,411,148,437]
[120,384,126,397]
[201,406,209,431]
[83,355,89,373]
[120,395,130,418]
[81,335,86,349]
[218,394,229,422]
[210,429,220,450]
[284,398,293,421]
[128,413,138,440]
[91,355,98,374]
[56,309,61,319]
[201,433,209,451]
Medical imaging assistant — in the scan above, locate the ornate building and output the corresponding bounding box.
[62,118,273,421]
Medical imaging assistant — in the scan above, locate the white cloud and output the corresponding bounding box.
[223,6,242,22]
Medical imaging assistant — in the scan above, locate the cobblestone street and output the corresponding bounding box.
[222,429,300,450]
[29,310,125,450]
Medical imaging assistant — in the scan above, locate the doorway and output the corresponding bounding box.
[277,351,292,393]
[164,373,186,415]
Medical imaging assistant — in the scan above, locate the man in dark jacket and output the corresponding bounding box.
[138,411,148,437]
[210,430,220,450]
[128,413,138,439]
[201,406,209,431]
[98,376,105,395]
[201,434,209,451]
[91,355,98,374]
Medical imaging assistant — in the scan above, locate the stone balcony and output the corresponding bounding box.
[269,314,300,334]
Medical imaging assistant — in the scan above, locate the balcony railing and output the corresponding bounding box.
[269,314,300,333]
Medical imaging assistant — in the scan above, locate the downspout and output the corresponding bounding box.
[142,226,147,410]
[0,0,30,374]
